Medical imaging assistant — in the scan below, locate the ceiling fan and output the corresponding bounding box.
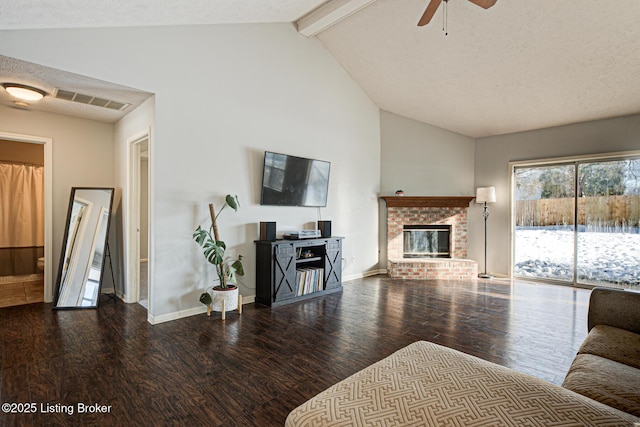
[418,0,497,27]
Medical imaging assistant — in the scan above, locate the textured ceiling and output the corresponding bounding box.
[317,0,640,137]
[1,0,639,136]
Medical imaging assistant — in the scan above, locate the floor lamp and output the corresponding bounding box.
[476,186,496,279]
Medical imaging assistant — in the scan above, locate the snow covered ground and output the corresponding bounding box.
[514,228,640,288]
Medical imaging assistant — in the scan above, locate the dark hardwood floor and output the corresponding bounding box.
[0,276,591,426]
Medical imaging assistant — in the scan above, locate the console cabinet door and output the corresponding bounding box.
[325,239,342,290]
[273,244,296,302]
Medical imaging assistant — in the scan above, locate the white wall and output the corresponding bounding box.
[0,106,115,298]
[380,111,476,196]
[379,111,475,265]
[471,114,640,276]
[0,23,381,322]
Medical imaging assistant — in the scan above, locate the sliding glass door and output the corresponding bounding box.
[514,164,576,282]
[513,156,640,290]
[577,159,640,287]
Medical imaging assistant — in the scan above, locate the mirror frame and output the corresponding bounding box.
[53,187,115,309]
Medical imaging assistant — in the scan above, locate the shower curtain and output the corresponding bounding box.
[0,162,45,276]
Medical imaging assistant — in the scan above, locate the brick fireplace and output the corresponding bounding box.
[381,196,478,280]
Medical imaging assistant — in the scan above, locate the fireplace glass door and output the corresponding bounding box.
[403,225,451,258]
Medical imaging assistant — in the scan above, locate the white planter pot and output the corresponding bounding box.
[208,285,241,319]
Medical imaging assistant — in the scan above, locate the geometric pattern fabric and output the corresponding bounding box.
[286,341,640,426]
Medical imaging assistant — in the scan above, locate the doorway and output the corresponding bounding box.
[0,133,53,306]
[512,154,640,290]
[129,135,150,309]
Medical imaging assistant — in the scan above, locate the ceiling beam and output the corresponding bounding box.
[296,0,377,37]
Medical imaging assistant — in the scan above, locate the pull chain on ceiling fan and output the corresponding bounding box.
[442,0,448,35]
[418,0,496,32]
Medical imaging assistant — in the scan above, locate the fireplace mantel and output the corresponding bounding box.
[381,196,475,208]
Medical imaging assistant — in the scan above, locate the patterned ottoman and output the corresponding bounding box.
[286,341,639,426]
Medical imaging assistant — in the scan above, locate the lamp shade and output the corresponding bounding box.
[476,186,496,203]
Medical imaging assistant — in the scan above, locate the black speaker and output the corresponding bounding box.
[318,220,331,238]
[260,222,276,241]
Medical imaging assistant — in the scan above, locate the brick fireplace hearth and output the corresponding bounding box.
[381,196,478,280]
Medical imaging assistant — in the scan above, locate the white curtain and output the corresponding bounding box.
[0,162,45,248]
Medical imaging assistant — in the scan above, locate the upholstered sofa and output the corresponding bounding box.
[562,287,640,417]
[286,287,640,426]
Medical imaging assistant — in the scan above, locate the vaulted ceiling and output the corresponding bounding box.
[2,0,639,137]
[316,0,640,137]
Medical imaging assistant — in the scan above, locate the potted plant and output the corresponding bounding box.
[193,194,245,318]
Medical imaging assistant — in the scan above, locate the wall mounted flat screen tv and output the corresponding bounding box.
[260,151,331,207]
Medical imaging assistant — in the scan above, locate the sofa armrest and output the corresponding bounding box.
[588,287,640,334]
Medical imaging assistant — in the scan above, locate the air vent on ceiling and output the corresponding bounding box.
[54,88,130,111]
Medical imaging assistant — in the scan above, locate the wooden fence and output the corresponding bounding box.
[515,195,640,228]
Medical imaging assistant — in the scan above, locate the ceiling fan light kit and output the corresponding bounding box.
[418,0,496,31]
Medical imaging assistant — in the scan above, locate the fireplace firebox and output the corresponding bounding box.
[403,225,451,258]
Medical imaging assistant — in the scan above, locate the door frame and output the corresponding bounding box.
[0,131,53,301]
[125,129,152,308]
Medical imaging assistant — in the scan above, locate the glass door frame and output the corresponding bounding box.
[509,150,640,288]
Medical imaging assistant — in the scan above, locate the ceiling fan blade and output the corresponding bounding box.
[467,0,497,9]
[418,0,443,26]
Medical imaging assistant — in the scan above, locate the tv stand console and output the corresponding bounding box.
[255,237,343,307]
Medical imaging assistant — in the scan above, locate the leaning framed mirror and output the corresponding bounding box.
[53,187,115,309]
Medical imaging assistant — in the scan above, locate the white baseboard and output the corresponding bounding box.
[242,294,256,304]
[148,306,205,325]
[147,294,256,325]
[343,269,386,282]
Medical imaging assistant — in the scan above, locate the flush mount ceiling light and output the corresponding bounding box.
[2,83,47,101]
